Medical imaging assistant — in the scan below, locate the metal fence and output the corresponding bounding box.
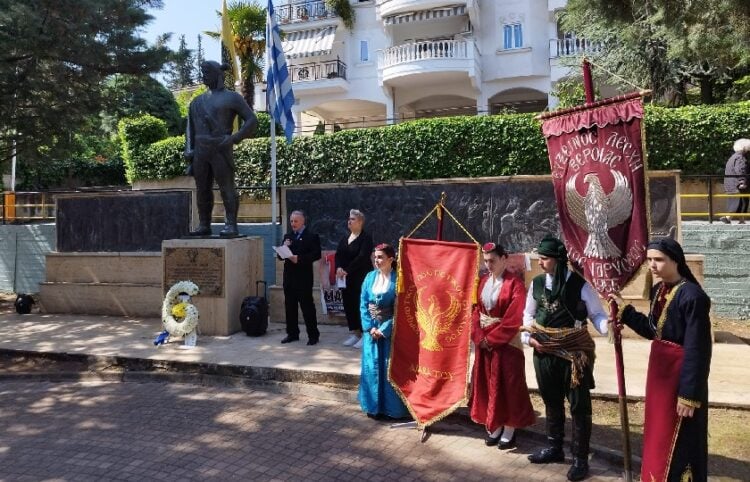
[680,174,749,223]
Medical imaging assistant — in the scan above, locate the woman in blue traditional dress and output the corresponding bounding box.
[358,243,410,419]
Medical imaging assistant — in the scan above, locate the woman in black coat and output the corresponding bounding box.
[335,209,374,348]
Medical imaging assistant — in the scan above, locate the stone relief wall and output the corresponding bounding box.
[284,174,678,253]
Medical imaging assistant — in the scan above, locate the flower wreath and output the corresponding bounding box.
[162,281,200,337]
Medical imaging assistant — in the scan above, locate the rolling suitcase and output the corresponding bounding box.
[239,281,268,336]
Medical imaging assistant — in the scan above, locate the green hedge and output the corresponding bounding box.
[118,114,169,183]
[121,101,750,185]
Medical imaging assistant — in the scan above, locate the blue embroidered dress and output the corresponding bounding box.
[358,269,409,418]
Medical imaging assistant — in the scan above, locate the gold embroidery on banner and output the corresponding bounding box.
[664,416,684,481]
[404,269,468,352]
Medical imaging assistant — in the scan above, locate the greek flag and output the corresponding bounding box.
[266,0,296,143]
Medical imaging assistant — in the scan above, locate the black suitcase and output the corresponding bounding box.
[239,281,268,336]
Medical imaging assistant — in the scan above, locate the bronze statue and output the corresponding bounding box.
[185,60,258,237]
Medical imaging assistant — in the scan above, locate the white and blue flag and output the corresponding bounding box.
[266,0,296,143]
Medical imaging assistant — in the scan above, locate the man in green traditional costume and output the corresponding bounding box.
[521,237,609,481]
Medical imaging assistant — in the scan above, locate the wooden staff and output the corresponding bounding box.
[609,299,633,482]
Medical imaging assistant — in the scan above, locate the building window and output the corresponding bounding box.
[503,23,523,49]
[359,40,369,62]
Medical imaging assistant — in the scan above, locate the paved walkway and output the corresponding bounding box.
[0,312,747,408]
[0,380,621,481]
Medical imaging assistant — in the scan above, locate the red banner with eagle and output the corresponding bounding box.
[540,93,648,296]
[389,237,479,427]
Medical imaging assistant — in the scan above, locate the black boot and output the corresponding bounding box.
[218,192,240,237]
[567,415,592,481]
[529,405,566,463]
[528,444,565,464]
[189,202,213,236]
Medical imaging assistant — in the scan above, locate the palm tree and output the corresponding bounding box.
[206,1,266,109]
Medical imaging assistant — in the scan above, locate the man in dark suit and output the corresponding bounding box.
[280,210,322,345]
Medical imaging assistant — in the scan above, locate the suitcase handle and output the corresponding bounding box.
[256,280,267,298]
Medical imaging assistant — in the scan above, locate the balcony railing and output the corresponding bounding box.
[551,37,602,58]
[276,0,335,24]
[380,39,468,68]
[290,59,347,83]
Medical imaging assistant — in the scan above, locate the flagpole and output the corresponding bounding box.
[267,13,278,239]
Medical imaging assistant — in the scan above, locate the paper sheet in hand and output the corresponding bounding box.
[273,245,293,259]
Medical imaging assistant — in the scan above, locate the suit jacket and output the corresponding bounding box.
[282,228,322,290]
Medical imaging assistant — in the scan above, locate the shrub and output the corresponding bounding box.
[124,101,750,186]
[118,114,169,183]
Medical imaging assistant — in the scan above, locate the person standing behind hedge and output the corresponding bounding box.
[721,138,750,224]
[335,209,374,349]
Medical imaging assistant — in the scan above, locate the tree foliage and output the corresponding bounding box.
[561,0,750,105]
[0,0,171,169]
[101,74,182,136]
[164,35,194,90]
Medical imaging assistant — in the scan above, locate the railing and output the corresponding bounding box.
[290,59,347,83]
[380,39,468,68]
[680,174,750,223]
[551,37,602,58]
[276,0,335,24]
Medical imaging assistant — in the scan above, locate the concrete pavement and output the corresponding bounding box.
[0,312,747,408]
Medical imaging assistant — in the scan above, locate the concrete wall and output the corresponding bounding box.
[0,224,55,294]
[682,223,750,320]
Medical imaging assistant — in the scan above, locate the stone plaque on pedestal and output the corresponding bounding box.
[164,247,225,296]
[162,237,262,336]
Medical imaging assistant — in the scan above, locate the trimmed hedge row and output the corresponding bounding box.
[122,101,750,186]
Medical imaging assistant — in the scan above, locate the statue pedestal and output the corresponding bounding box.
[162,237,262,336]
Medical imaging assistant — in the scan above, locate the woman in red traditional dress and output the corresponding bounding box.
[469,242,536,450]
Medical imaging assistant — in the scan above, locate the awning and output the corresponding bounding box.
[383,5,466,26]
[282,26,337,59]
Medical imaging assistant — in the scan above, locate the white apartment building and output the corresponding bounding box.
[266,0,604,133]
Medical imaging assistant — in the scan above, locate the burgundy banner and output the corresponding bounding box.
[541,95,648,295]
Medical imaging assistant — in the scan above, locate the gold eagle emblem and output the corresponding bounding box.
[414,286,462,351]
[565,170,632,259]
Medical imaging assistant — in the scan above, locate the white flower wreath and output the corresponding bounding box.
[162,281,200,337]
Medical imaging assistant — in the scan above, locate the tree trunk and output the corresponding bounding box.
[699,77,715,104]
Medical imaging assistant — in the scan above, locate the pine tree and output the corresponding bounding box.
[165,35,194,90]
[194,34,205,83]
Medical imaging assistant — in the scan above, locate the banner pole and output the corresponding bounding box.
[609,299,633,482]
[582,58,595,104]
[436,192,446,240]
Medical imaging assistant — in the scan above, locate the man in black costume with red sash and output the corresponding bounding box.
[613,238,712,482]
[522,237,609,481]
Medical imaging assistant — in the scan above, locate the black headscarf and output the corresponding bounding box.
[647,238,700,285]
[536,236,569,302]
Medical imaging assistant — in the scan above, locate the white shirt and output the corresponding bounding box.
[480,274,504,312]
[521,272,608,345]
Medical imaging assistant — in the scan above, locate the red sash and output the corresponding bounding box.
[642,339,684,482]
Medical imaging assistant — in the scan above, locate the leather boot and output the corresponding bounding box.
[567,415,592,481]
[189,203,213,236]
[219,195,239,237]
[529,405,566,464]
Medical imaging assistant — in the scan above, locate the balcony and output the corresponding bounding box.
[379,39,480,88]
[376,0,468,19]
[289,59,349,95]
[276,0,336,25]
[550,37,602,58]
